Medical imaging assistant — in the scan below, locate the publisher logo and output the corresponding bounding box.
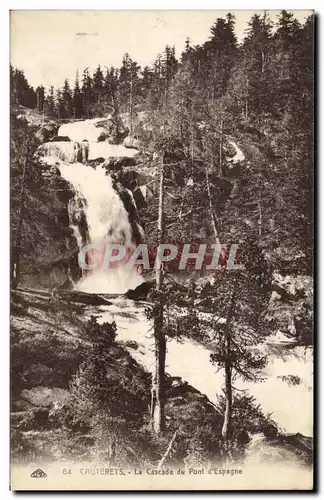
[30,469,47,478]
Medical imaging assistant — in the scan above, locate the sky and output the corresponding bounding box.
[10,10,313,90]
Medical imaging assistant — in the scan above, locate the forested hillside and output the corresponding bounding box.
[11,10,313,272]
[10,10,314,479]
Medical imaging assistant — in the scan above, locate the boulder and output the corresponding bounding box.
[133,185,154,208]
[74,435,95,446]
[88,157,105,167]
[20,387,71,408]
[265,247,310,275]
[16,409,51,431]
[272,273,313,300]
[123,136,140,149]
[102,157,137,170]
[50,136,71,142]
[284,432,313,454]
[133,187,146,209]
[269,290,282,302]
[126,280,155,300]
[108,345,127,358]
[56,290,112,306]
[49,165,61,176]
[35,123,59,143]
[122,340,139,350]
[266,273,313,343]
[22,364,54,387]
[97,131,109,142]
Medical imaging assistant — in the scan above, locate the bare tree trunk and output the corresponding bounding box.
[109,437,116,464]
[205,166,221,245]
[261,10,267,74]
[157,430,178,469]
[257,199,262,240]
[261,51,265,74]
[12,157,28,289]
[151,158,166,434]
[155,160,164,290]
[36,89,40,112]
[190,100,194,165]
[222,364,232,442]
[152,304,166,433]
[221,289,236,443]
[219,115,223,176]
[129,74,133,136]
[178,196,185,220]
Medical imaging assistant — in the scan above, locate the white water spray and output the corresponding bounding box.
[61,162,144,294]
[40,119,313,441]
[41,118,144,294]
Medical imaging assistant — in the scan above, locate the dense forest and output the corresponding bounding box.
[10,10,314,475]
[11,11,314,127]
[11,10,314,270]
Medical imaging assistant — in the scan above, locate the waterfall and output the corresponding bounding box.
[40,141,89,163]
[98,300,313,437]
[60,162,144,294]
[40,140,137,164]
[41,118,144,294]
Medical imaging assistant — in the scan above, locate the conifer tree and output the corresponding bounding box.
[205,13,238,100]
[73,72,83,118]
[93,65,104,104]
[36,85,45,112]
[209,242,270,447]
[81,68,93,118]
[62,79,73,118]
[44,86,55,116]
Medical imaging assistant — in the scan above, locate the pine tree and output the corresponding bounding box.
[10,68,37,108]
[269,11,303,114]
[44,86,55,116]
[119,53,132,113]
[276,10,300,47]
[118,54,141,124]
[241,12,274,116]
[162,45,178,89]
[150,156,166,435]
[103,67,116,110]
[55,88,63,120]
[10,113,45,286]
[209,242,270,447]
[10,65,17,104]
[93,65,104,104]
[73,72,83,118]
[36,85,45,112]
[62,79,73,118]
[181,37,193,63]
[164,60,197,159]
[139,66,154,107]
[72,71,83,118]
[205,13,238,100]
[149,54,164,109]
[81,68,93,118]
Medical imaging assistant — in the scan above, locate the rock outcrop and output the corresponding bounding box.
[266,273,313,344]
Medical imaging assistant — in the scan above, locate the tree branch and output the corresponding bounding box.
[157,430,178,469]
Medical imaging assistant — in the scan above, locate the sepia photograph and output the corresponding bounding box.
[9,9,314,491]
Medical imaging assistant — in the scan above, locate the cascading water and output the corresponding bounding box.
[97,300,313,437]
[40,117,313,443]
[40,117,144,294]
[59,162,144,294]
[40,141,89,164]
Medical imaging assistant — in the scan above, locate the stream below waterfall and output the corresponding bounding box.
[93,298,313,437]
[41,117,313,440]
